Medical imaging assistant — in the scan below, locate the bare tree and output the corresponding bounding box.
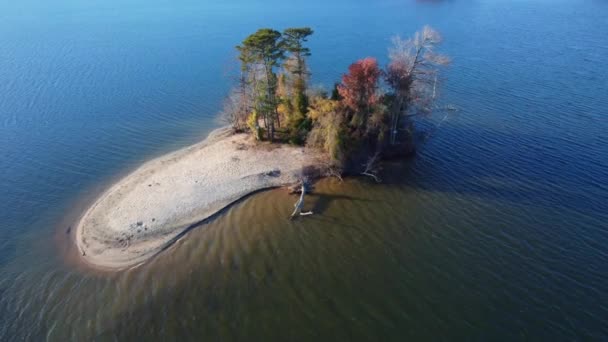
[322,160,344,182]
[386,26,450,145]
[220,87,251,132]
[361,151,382,183]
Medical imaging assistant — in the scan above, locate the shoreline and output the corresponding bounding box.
[75,127,323,270]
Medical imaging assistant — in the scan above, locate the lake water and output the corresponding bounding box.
[1,0,607,340]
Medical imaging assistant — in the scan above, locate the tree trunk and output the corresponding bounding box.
[290,184,313,219]
[264,62,276,141]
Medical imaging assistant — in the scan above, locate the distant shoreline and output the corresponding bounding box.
[75,127,322,270]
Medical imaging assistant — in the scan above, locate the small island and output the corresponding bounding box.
[76,26,449,270]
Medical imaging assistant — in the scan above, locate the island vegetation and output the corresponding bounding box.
[222,25,450,180]
[75,26,451,269]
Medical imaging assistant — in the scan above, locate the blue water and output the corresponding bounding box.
[1,0,607,340]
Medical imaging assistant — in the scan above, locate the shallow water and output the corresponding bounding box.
[1,0,608,340]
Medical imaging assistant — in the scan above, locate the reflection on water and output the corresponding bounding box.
[1,0,608,340]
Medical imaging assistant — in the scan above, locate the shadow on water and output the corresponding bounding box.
[381,123,608,219]
[308,193,372,216]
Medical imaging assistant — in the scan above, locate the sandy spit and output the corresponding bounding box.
[75,127,322,270]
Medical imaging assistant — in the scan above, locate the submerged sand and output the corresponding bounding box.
[76,127,321,270]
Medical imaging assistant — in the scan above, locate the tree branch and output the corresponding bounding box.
[361,152,382,183]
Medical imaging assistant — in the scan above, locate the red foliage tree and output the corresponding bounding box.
[337,58,382,114]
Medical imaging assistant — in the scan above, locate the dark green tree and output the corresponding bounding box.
[282,28,314,79]
[237,28,285,141]
[282,28,314,116]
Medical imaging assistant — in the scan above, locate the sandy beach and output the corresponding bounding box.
[75,127,322,270]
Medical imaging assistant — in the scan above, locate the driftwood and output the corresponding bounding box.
[290,182,313,219]
[361,151,382,183]
[287,182,314,194]
[323,163,344,182]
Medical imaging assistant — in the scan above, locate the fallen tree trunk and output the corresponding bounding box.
[290,184,313,219]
